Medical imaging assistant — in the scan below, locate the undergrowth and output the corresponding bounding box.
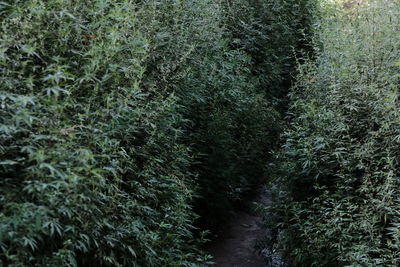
[270,0,400,265]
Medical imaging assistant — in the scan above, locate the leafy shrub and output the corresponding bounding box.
[0,0,215,265]
[223,0,315,107]
[271,0,400,265]
[0,0,314,265]
[189,0,316,229]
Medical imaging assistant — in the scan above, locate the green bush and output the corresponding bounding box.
[0,0,214,265]
[223,0,315,106]
[271,0,400,265]
[190,0,315,229]
[0,0,314,265]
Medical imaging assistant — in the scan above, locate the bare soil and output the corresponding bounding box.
[206,186,271,267]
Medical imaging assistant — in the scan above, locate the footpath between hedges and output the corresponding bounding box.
[206,186,273,267]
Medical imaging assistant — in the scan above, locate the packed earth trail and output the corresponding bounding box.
[206,187,272,267]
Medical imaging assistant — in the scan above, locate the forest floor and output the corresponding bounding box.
[206,186,272,267]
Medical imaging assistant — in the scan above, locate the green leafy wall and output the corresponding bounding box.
[0,0,314,265]
[271,0,400,265]
[191,0,315,229]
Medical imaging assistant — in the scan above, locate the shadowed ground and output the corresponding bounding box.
[206,187,271,267]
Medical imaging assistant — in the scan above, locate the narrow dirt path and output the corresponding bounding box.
[206,186,271,267]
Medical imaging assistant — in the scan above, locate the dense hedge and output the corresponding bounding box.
[271,0,400,265]
[0,0,313,266]
[223,0,315,102]
[192,0,315,229]
[0,1,206,266]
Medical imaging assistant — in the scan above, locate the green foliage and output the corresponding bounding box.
[0,0,212,265]
[271,0,400,265]
[223,0,315,106]
[188,0,315,228]
[0,0,314,265]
